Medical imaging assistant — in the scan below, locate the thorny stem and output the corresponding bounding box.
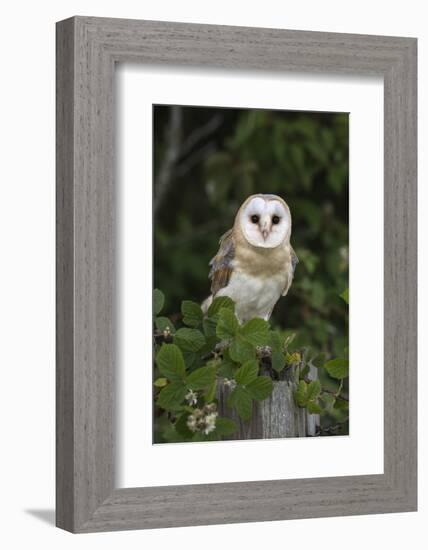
[302,376,349,403]
[334,378,344,398]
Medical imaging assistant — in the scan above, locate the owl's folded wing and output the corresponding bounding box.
[209,229,235,296]
[282,245,299,296]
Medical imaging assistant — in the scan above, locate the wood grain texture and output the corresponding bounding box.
[56,18,75,532]
[56,16,417,533]
[217,374,319,439]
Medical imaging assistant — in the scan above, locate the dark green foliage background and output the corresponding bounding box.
[154,105,348,360]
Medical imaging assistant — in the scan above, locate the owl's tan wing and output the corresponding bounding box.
[209,229,235,295]
[282,245,299,296]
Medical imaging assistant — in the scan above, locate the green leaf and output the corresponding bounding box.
[320,393,336,410]
[215,417,237,436]
[217,353,237,379]
[287,351,302,364]
[157,382,187,411]
[295,380,308,407]
[155,344,186,382]
[174,328,206,352]
[269,330,283,352]
[202,317,217,338]
[199,334,218,357]
[310,353,327,368]
[340,288,349,304]
[158,421,181,443]
[154,377,168,388]
[207,296,235,318]
[228,386,253,420]
[240,318,270,346]
[153,288,165,315]
[186,365,216,390]
[324,358,349,379]
[334,397,349,410]
[299,363,310,379]
[181,301,203,327]
[216,308,239,339]
[271,351,286,372]
[306,379,321,402]
[247,376,273,401]
[229,335,255,363]
[307,401,322,414]
[155,316,175,333]
[234,360,259,385]
[182,351,202,371]
[205,378,217,403]
[175,412,194,438]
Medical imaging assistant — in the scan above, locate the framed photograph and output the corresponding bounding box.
[56,16,417,532]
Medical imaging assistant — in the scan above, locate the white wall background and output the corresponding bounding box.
[0,1,424,548]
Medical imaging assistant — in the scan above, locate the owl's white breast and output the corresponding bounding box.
[216,270,284,323]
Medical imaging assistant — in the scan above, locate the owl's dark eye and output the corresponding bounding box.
[272,215,281,225]
[251,215,259,224]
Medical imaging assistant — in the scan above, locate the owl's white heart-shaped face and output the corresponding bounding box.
[239,195,291,248]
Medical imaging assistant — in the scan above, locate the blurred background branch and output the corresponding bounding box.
[154,106,182,215]
[154,108,223,214]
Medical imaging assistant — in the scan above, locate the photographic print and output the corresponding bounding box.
[153,104,349,443]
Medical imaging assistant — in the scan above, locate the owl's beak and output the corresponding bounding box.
[260,219,270,240]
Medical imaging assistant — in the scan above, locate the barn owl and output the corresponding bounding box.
[203,194,298,323]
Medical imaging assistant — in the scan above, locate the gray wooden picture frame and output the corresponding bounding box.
[56,16,417,533]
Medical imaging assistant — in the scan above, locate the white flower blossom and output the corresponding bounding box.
[223,378,237,391]
[186,404,218,434]
[185,389,198,406]
[203,412,218,435]
[186,414,197,432]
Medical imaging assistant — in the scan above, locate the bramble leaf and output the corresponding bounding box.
[216,308,239,339]
[157,382,187,411]
[306,379,321,402]
[228,386,253,420]
[174,328,206,352]
[205,377,217,403]
[153,288,165,316]
[320,393,336,410]
[334,397,349,410]
[269,330,283,352]
[271,351,286,372]
[186,365,216,390]
[217,352,237,379]
[182,351,202,371]
[181,301,203,327]
[295,379,308,407]
[155,316,175,333]
[155,344,186,382]
[247,376,273,400]
[215,417,237,436]
[240,318,270,346]
[324,358,349,379]
[202,317,217,338]
[154,377,168,388]
[207,296,235,318]
[307,401,322,414]
[229,335,255,363]
[234,359,259,385]
[175,412,194,437]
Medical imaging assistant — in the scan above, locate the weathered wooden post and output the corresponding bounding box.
[217,366,319,439]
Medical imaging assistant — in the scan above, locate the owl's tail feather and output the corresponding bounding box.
[201,295,213,315]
